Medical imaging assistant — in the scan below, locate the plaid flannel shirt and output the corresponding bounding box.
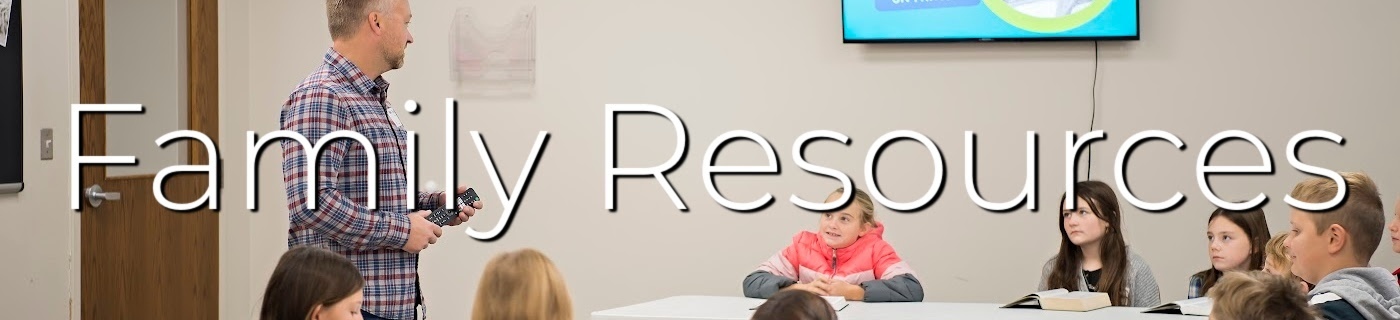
[280,48,438,320]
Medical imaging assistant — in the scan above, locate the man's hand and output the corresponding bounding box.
[402,210,442,253]
[813,277,864,301]
[438,185,485,226]
[784,282,829,296]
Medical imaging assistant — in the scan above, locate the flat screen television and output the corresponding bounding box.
[842,0,1139,43]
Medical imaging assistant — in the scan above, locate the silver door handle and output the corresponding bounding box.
[85,184,121,208]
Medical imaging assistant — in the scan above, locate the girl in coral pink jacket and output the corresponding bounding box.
[742,187,924,302]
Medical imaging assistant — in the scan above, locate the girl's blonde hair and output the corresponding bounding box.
[1265,232,1292,274]
[831,187,876,226]
[471,248,573,320]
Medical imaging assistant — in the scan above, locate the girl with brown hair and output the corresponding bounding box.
[1187,206,1271,298]
[1038,180,1160,307]
[259,246,365,320]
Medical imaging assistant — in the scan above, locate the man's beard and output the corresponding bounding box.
[382,46,405,70]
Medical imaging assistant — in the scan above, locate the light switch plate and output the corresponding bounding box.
[40,128,52,160]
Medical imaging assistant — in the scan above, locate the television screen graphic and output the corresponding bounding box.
[843,0,1139,42]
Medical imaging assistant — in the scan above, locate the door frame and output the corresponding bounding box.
[76,0,219,318]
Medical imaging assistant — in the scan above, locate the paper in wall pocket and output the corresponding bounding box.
[874,0,981,12]
[450,5,536,98]
[0,0,12,47]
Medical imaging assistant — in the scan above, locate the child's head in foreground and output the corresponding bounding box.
[1207,270,1317,320]
[471,248,573,320]
[259,246,364,320]
[750,289,837,320]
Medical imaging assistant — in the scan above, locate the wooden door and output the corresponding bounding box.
[77,0,219,318]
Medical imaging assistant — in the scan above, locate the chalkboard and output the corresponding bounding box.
[0,0,22,194]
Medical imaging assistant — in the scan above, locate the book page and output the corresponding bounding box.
[1144,297,1213,314]
[1055,291,1106,299]
[1179,297,1211,306]
[1180,297,1213,315]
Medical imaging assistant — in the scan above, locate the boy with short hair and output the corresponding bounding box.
[1286,172,1400,319]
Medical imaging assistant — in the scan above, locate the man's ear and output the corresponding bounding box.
[1326,224,1348,255]
[368,12,383,34]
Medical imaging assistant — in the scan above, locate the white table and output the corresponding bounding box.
[591,296,1202,320]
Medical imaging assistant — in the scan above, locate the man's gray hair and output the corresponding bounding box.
[326,0,393,40]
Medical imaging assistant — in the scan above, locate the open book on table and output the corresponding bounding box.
[1001,288,1111,312]
[1142,297,1212,316]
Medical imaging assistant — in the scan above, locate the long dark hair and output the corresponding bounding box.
[1047,181,1131,306]
[1193,206,1271,296]
[259,246,364,320]
[750,289,838,320]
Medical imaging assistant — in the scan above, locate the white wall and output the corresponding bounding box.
[221,0,252,318]
[0,0,79,318]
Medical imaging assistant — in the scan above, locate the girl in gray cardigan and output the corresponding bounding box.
[1039,181,1161,307]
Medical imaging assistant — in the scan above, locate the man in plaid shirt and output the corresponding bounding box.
[280,1,482,319]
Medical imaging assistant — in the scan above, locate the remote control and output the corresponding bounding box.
[426,188,480,226]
